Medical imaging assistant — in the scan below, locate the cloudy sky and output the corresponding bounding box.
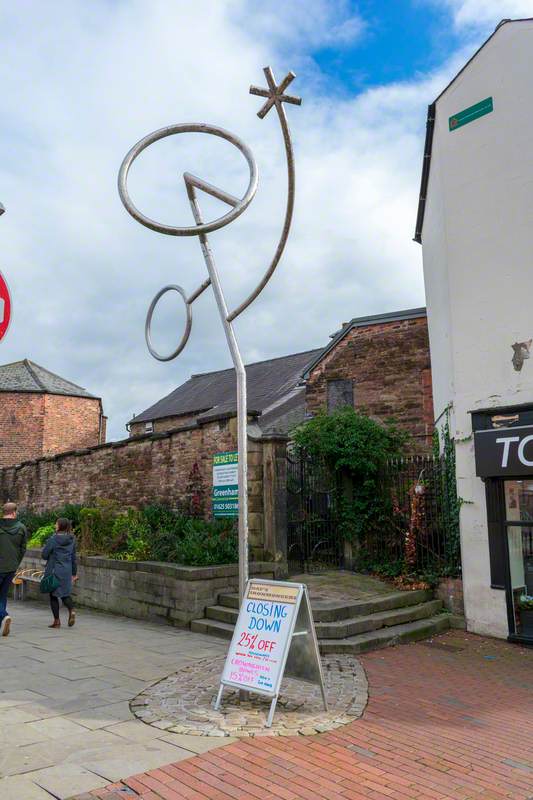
[0,0,531,439]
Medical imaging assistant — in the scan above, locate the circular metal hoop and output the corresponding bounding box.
[118,123,258,237]
[145,285,192,362]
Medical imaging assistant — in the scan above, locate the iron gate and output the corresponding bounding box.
[286,447,343,573]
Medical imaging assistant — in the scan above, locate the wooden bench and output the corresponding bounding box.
[12,569,43,600]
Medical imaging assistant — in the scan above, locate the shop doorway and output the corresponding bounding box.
[504,480,533,641]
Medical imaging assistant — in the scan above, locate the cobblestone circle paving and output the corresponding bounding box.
[131,654,368,737]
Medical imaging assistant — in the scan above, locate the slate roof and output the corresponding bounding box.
[130,349,322,427]
[0,359,97,399]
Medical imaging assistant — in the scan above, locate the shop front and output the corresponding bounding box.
[474,406,533,645]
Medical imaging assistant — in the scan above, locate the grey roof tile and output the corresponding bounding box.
[0,359,97,398]
[131,349,322,425]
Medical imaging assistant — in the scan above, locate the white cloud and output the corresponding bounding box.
[0,0,460,440]
[437,0,533,28]
[238,0,366,49]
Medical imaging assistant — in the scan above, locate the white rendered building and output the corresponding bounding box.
[416,17,533,643]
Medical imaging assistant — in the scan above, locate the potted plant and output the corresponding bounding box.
[517,594,533,637]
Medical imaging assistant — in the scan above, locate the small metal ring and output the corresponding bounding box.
[118,123,258,237]
[145,285,192,362]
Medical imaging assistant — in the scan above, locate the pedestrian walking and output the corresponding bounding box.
[42,518,78,629]
[0,501,28,637]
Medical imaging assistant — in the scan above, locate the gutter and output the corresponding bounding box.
[414,103,435,244]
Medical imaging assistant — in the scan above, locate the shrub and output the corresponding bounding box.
[19,504,83,536]
[108,509,151,559]
[20,499,237,567]
[27,523,55,549]
[292,407,407,543]
[292,407,407,474]
[173,519,238,566]
[78,500,120,555]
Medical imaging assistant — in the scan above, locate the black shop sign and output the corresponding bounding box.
[475,425,533,477]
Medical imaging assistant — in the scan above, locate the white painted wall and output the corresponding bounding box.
[421,20,533,637]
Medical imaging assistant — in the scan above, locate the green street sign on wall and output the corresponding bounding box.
[449,97,493,131]
[212,450,238,517]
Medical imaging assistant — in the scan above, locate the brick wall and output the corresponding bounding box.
[43,394,104,454]
[305,316,434,451]
[0,391,105,469]
[0,392,45,468]
[0,418,288,561]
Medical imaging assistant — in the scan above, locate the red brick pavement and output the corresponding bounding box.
[82,632,533,800]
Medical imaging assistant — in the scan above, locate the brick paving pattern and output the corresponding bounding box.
[79,631,533,800]
[132,654,368,736]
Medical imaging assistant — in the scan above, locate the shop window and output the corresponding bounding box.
[504,479,533,639]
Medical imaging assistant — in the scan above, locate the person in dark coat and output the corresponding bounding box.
[42,518,78,629]
[0,501,28,637]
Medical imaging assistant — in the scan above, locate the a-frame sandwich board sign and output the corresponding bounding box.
[214,579,327,727]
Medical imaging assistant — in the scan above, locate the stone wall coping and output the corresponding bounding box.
[25,548,276,581]
[4,410,273,473]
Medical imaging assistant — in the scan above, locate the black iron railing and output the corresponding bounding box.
[286,449,461,577]
[367,455,462,577]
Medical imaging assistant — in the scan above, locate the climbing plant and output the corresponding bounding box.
[292,407,408,544]
[433,408,462,576]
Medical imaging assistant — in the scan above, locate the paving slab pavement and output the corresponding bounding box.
[0,600,233,799]
[79,631,533,800]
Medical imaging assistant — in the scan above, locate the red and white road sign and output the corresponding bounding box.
[0,272,12,341]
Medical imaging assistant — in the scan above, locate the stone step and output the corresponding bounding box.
[191,617,234,639]
[190,613,451,652]
[203,599,443,638]
[314,599,443,639]
[206,604,239,625]
[319,614,451,654]
[217,593,240,610]
[217,588,434,622]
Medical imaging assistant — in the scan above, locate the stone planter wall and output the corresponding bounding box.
[436,577,464,616]
[18,549,285,627]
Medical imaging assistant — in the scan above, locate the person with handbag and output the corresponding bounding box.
[0,501,28,637]
[41,518,78,629]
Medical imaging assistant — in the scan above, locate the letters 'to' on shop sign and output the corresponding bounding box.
[475,426,533,477]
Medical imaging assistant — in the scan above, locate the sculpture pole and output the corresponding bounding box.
[118,68,301,604]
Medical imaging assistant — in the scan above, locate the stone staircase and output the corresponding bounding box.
[191,587,450,654]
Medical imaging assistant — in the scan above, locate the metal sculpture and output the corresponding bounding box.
[118,67,301,603]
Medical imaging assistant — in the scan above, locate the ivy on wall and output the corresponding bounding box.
[433,408,462,576]
[292,407,407,545]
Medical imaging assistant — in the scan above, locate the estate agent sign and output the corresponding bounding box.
[215,579,327,727]
[212,451,238,517]
[475,425,533,477]
[0,272,11,342]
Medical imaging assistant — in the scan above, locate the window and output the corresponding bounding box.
[505,480,533,639]
[145,421,154,434]
[327,379,354,412]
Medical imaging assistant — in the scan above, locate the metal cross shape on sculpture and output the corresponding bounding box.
[118,67,301,603]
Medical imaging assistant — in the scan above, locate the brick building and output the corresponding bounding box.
[129,307,433,451]
[304,308,433,450]
[0,359,106,468]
